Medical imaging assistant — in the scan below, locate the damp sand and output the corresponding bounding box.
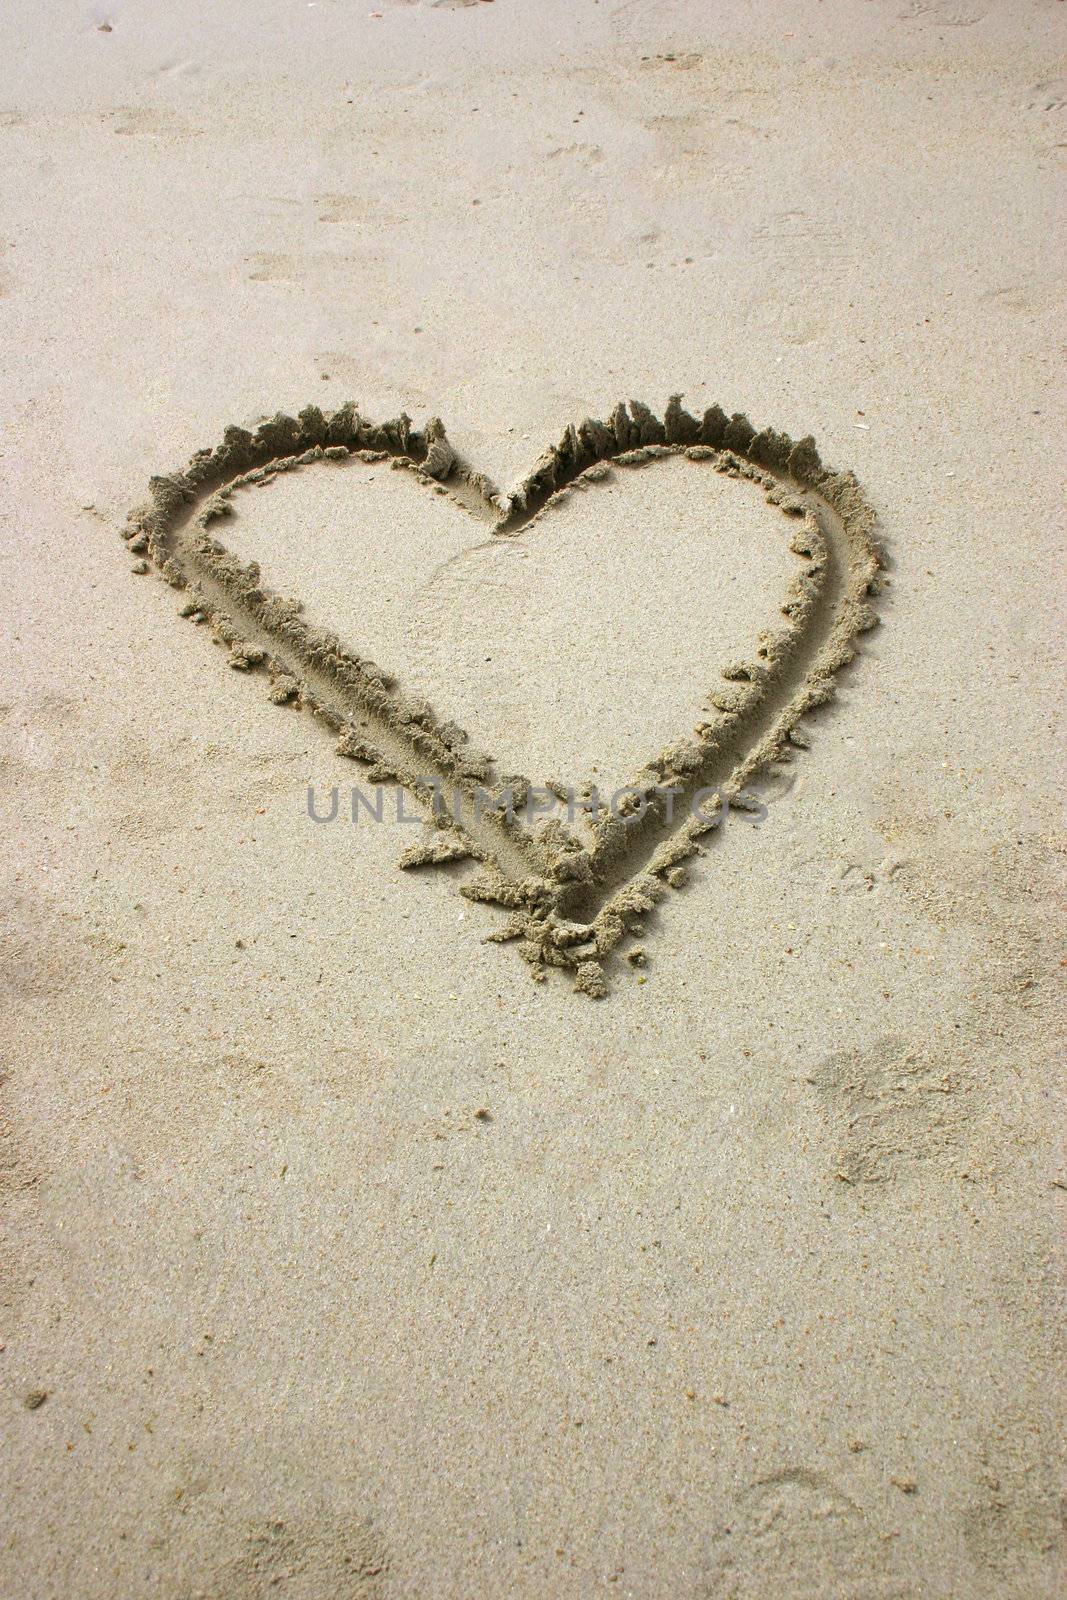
[1,3,1064,1597]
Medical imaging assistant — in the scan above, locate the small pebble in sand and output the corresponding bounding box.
[130,560,149,574]
[24,1388,48,1410]
[891,1475,918,1494]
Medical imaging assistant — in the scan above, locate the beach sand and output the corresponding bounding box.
[1,2,1064,1595]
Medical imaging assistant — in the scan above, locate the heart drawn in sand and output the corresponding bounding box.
[124,396,881,996]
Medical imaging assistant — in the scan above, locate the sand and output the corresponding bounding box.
[1,1,1064,1595]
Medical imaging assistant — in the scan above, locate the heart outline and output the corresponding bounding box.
[125,396,882,996]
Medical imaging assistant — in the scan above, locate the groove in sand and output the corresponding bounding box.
[124,397,882,995]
